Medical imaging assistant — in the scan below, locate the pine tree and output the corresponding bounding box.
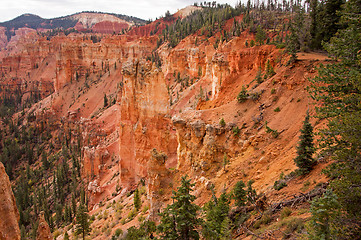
[134,188,141,211]
[308,0,361,236]
[103,94,108,107]
[307,189,341,240]
[232,180,247,207]
[321,0,343,43]
[64,232,70,240]
[287,22,298,64]
[158,176,201,240]
[203,193,230,239]
[265,60,275,79]
[294,111,315,175]
[72,193,77,217]
[255,25,267,45]
[41,151,49,170]
[75,204,91,240]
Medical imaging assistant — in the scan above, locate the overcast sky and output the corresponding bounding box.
[0,0,240,22]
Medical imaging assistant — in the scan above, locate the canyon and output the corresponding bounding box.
[0,6,330,239]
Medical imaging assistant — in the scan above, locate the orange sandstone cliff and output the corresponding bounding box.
[0,162,20,240]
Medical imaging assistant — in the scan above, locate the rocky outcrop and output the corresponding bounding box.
[118,60,178,187]
[172,116,252,175]
[83,146,110,179]
[147,149,171,221]
[0,162,20,240]
[36,212,52,240]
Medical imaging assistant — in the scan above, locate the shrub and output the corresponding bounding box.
[265,122,279,138]
[142,205,149,214]
[232,126,240,136]
[237,86,248,103]
[114,228,123,237]
[254,67,263,84]
[274,107,280,112]
[250,91,262,101]
[271,88,276,94]
[138,215,145,222]
[250,39,255,47]
[127,209,137,220]
[281,207,292,219]
[283,218,304,238]
[274,179,287,190]
[219,118,226,127]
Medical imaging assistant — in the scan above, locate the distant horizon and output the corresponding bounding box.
[0,0,239,23]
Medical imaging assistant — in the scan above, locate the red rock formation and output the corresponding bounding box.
[82,146,109,179]
[147,149,171,221]
[0,27,7,49]
[118,60,178,187]
[0,162,20,240]
[92,21,129,34]
[36,212,52,240]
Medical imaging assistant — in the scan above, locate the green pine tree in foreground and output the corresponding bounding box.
[308,0,361,237]
[75,204,91,240]
[294,111,315,175]
[158,176,201,240]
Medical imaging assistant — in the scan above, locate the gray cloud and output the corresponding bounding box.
[0,0,239,22]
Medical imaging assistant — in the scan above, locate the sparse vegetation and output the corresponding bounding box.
[237,85,248,103]
[219,118,226,127]
[273,179,287,191]
[265,121,279,138]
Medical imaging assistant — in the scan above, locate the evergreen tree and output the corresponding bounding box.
[232,180,247,207]
[255,25,267,45]
[124,221,156,240]
[158,176,201,240]
[134,188,141,211]
[307,189,341,240]
[103,94,108,107]
[64,232,70,240]
[75,204,91,240]
[55,204,63,226]
[246,180,258,207]
[72,193,77,217]
[265,59,275,79]
[321,0,343,43]
[309,0,361,236]
[41,151,49,170]
[287,22,298,64]
[294,111,315,174]
[309,0,322,49]
[203,193,231,240]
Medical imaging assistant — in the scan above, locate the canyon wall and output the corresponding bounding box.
[118,59,178,187]
[0,162,20,240]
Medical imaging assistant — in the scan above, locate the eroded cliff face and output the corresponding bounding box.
[0,162,20,240]
[118,60,178,187]
[36,212,52,240]
[147,149,172,221]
